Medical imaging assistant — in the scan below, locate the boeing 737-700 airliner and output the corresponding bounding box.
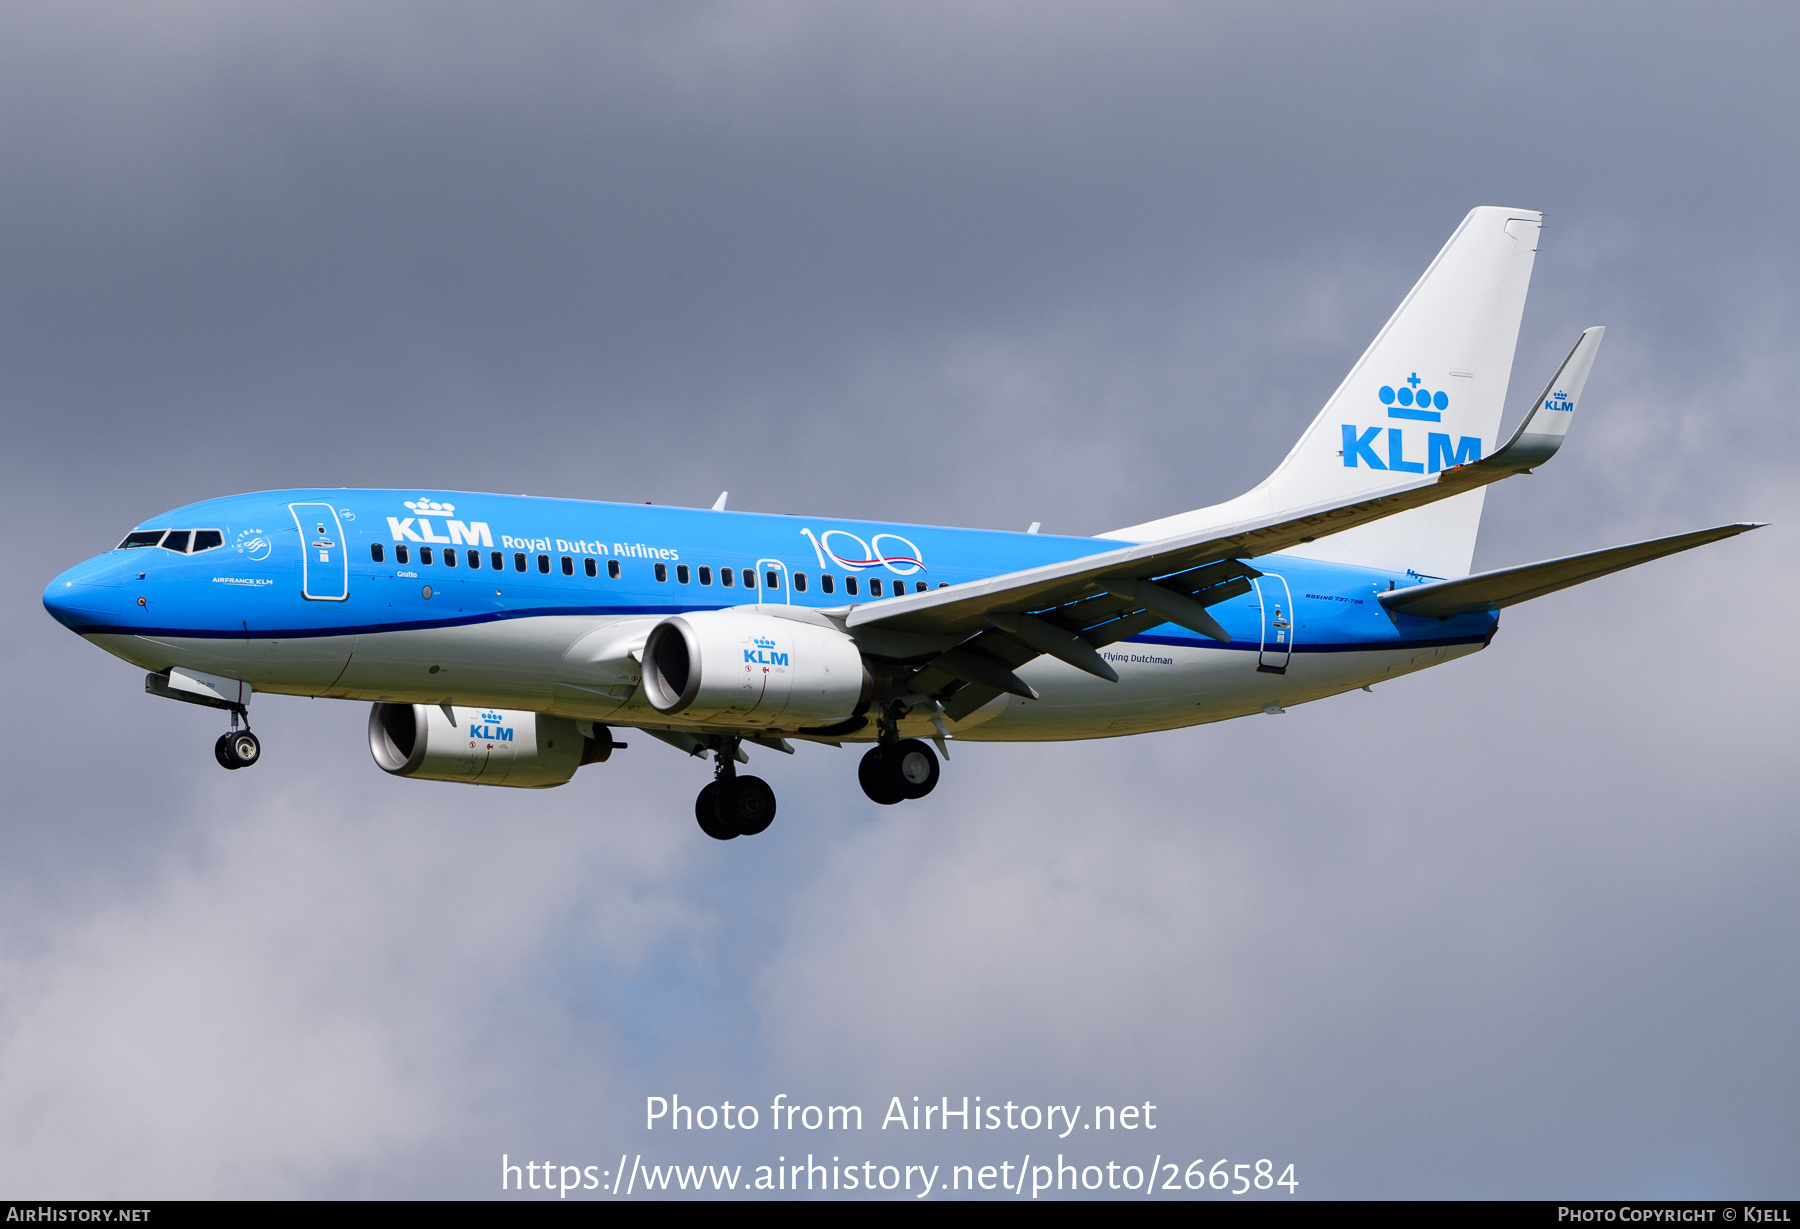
[43,207,1761,839]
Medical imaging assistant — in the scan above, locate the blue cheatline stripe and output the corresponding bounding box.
[69,604,705,640]
[73,612,1491,656]
[1126,632,1490,654]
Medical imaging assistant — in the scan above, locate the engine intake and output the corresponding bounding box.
[641,611,867,726]
[368,703,592,788]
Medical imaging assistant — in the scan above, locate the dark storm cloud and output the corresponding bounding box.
[0,1,1793,1198]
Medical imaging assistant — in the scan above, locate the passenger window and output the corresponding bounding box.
[821,574,834,595]
[537,554,550,574]
[490,551,502,569]
[468,550,480,569]
[655,562,668,582]
[192,530,223,552]
[721,568,734,587]
[119,530,164,549]
[677,564,690,584]
[765,571,781,590]
[938,582,948,589]
[916,581,928,593]
[608,559,621,579]
[444,548,457,568]
[514,553,526,571]
[870,577,883,596]
[742,569,755,589]
[585,558,597,578]
[420,547,434,565]
[162,530,191,553]
[396,544,410,564]
[561,556,574,576]
[371,543,385,563]
[845,576,858,596]
[699,566,712,586]
[793,573,807,593]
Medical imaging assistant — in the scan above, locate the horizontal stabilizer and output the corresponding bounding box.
[1378,523,1764,618]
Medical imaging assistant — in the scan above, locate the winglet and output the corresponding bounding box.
[1481,326,1604,473]
[711,491,729,511]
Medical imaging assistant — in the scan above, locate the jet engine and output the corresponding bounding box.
[640,611,868,727]
[368,703,609,788]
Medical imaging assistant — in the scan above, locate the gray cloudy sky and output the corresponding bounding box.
[2,1,1795,1200]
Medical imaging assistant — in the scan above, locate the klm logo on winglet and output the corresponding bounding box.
[1343,370,1479,473]
[1547,389,1575,412]
[745,636,788,667]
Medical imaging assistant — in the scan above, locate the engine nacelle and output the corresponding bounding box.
[368,703,591,788]
[640,611,867,727]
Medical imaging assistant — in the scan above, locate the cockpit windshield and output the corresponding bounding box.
[116,528,224,554]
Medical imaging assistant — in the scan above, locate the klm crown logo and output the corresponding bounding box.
[744,635,789,667]
[1342,367,1479,474]
[403,497,456,515]
[1547,389,1574,412]
[481,711,503,722]
[1379,372,1447,422]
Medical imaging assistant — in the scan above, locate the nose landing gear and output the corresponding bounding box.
[694,738,777,840]
[213,708,260,770]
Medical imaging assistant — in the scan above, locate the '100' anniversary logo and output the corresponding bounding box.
[799,528,924,575]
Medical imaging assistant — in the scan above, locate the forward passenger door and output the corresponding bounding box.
[290,503,349,601]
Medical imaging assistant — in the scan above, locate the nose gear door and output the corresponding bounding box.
[290,503,349,601]
[1255,574,1293,674]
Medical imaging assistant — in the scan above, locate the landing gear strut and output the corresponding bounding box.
[858,701,940,804]
[213,708,260,770]
[694,737,777,841]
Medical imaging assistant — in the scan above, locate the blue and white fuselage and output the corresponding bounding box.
[45,488,1493,743]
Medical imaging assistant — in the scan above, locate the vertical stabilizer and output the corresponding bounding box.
[1105,207,1542,578]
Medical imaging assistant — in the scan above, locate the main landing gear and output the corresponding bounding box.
[695,738,776,841]
[213,708,260,770]
[857,702,941,805]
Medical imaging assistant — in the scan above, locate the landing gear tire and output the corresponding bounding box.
[891,738,939,799]
[695,781,737,841]
[720,775,777,836]
[215,730,260,769]
[696,775,777,839]
[860,739,940,804]
[858,746,905,805]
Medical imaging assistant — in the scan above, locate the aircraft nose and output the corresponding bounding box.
[44,560,123,631]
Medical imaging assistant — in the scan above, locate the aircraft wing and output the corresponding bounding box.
[1377,523,1763,619]
[836,329,1613,719]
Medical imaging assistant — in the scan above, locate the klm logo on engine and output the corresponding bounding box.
[470,711,514,742]
[1342,370,1480,473]
[745,635,788,667]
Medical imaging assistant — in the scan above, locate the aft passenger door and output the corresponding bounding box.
[290,503,349,601]
[1254,574,1293,674]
